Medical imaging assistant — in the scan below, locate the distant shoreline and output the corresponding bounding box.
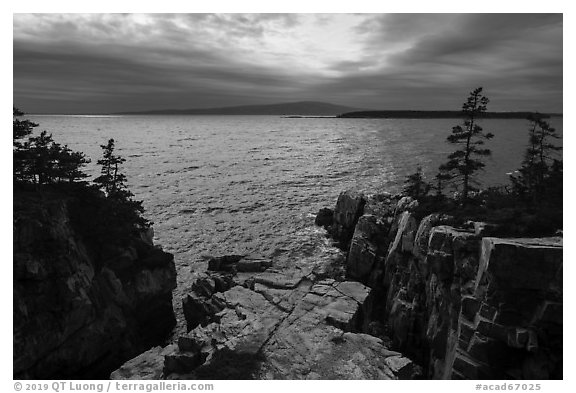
[27,112,562,119]
[336,110,561,119]
[22,101,561,118]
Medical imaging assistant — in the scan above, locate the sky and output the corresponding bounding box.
[13,13,563,114]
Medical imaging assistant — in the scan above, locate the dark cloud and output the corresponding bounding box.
[388,14,561,63]
[14,40,313,112]
[324,13,562,111]
[13,14,562,114]
[14,14,315,113]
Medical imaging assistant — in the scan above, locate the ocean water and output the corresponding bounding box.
[28,115,563,330]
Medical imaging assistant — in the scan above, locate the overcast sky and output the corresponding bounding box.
[13,13,562,114]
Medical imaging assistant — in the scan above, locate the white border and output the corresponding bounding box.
[4,2,573,389]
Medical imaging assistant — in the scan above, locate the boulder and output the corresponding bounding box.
[427,226,479,289]
[164,345,207,375]
[207,254,244,271]
[388,212,419,256]
[412,214,453,259]
[110,346,170,380]
[346,215,389,283]
[473,222,500,237]
[315,207,334,228]
[182,272,236,331]
[237,255,273,272]
[304,280,371,331]
[207,254,272,273]
[182,293,227,331]
[396,196,419,212]
[331,190,366,248]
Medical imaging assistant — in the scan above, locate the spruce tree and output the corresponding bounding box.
[27,131,56,184]
[438,87,494,203]
[54,145,91,183]
[24,131,90,184]
[403,166,431,200]
[13,108,37,144]
[511,115,561,204]
[13,108,89,184]
[94,139,128,196]
[94,138,148,228]
[13,108,37,182]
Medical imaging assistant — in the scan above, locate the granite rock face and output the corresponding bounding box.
[325,189,563,379]
[346,214,389,283]
[452,237,563,379]
[112,188,563,380]
[113,253,418,380]
[13,198,177,379]
[330,190,366,249]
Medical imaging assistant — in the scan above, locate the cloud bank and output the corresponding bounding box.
[13,13,562,113]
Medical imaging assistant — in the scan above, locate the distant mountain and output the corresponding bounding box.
[338,110,562,119]
[116,101,364,116]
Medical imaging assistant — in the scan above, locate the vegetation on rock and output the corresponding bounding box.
[13,108,90,184]
[402,165,431,200]
[510,114,562,206]
[438,87,494,203]
[399,89,562,236]
[13,108,149,250]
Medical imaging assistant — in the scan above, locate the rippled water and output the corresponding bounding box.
[29,115,562,330]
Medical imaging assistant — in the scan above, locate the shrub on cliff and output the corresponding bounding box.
[13,108,90,184]
[64,184,148,256]
[511,115,562,206]
[13,109,35,182]
[397,92,561,235]
[412,183,561,236]
[94,139,127,195]
[402,166,431,200]
[13,110,150,254]
[438,87,494,203]
[13,107,36,144]
[92,138,149,231]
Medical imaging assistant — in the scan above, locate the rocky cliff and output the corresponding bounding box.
[332,190,563,379]
[13,190,177,379]
[110,189,562,380]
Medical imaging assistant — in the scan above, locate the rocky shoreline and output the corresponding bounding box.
[111,189,562,380]
[334,191,562,379]
[112,254,418,380]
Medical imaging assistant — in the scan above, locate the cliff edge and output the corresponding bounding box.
[110,189,562,380]
[13,186,177,379]
[331,190,562,379]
